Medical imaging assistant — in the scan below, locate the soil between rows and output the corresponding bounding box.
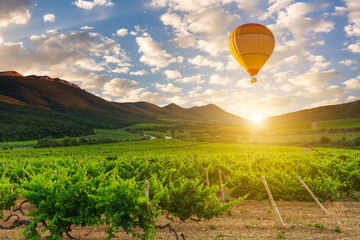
[1,200,359,239]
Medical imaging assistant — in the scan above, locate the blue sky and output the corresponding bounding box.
[0,0,359,120]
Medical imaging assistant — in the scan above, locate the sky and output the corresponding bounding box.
[0,0,359,120]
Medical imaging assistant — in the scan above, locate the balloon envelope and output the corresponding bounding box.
[229,23,275,77]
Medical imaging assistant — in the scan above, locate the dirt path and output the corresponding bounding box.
[1,200,359,239]
[302,148,314,153]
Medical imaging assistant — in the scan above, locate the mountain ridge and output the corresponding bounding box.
[0,71,247,141]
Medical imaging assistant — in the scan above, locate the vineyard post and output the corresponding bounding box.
[145,180,149,204]
[298,177,329,214]
[205,168,209,188]
[261,176,284,226]
[218,169,225,204]
[10,188,14,213]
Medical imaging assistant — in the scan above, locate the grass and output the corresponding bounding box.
[0,140,37,149]
[93,129,144,141]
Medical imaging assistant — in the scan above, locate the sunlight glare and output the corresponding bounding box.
[251,115,263,124]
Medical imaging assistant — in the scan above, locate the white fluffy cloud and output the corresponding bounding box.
[116,28,128,37]
[81,26,94,30]
[0,0,34,28]
[209,74,232,85]
[103,78,138,96]
[187,55,224,71]
[0,30,130,89]
[136,35,183,70]
[43,14,55,22]
[156,4,240,56]
[347,40,360,53]
[339,59,357,66]
[116,91,166,103]
[164,70,182,79]
[175,74,205,84]
[129,70,148,76]
[344,75,360,89]
[338,0,360,37]
[72,0,114,10]
[154,83,182,93]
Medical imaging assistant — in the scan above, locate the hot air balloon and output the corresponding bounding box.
[229,23,275,83]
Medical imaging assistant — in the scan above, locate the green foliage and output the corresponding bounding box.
[334,225,342,232]
[314,223,326,229]
[0,178,17,219]
[277,232,285,238]
[210,224,216,230]
[0,140,360,238]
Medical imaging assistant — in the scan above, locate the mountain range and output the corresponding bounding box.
[0,71,245,141]
[1,71,359,141]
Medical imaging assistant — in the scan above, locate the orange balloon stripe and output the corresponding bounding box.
[247,69,259,77]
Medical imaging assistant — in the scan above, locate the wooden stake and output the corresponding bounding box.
[205,168,209,188]
[145,180,149,198]
[261,176,284,226]
[218,169,225,204]
[10,188,14,213]
[298,177,329,214]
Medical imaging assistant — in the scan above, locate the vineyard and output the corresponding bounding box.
[1,140,360,239]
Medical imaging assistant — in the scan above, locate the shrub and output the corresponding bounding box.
[319,136,331,144]
[36,137,59,148]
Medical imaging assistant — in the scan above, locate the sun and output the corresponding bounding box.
[251,114,264,124]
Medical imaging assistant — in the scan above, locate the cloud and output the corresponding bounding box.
[115,91,166,103]
[0,0,34,28]
[0,30,131,90]
[269,2,334,41]
[103,78,138,96]
[175,74,205,84]
[43,14,55,22]
[81,26,94,30]
[339,0,360,37]
[164,70,182,79]
[305,98,340,109]
[166,95,188,105]
[209,74,232,85]
[72,0,114,10]
[347,96,360,102]
[339,59,357,66]
[289,69,340,88]
[129,70,148,76]
[113,67,130,74]
[187,55,224,71]
[157,5,239,56]
[154,83,182,93]
[116,28,128,37]
[259,0,294,20]
[344,75,360,89]
[347,40,360,53]
[310,40,325,46]
[136,34,183,70]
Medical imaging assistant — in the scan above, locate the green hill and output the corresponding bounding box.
[266,100,360,123]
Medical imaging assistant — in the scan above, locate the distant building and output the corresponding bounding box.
[311,122,317,129]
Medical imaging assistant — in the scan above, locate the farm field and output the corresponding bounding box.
[1,139,360,239]
[1,200,360,239]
